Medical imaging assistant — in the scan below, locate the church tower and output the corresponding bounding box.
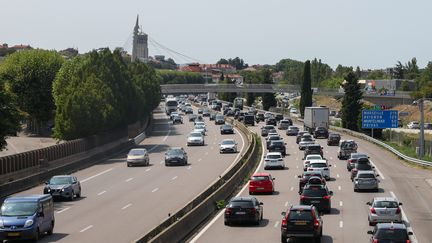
[132,15,149,62]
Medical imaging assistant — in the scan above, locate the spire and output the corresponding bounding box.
[134,15,139,34]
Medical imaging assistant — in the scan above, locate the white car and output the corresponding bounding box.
[187,132,205,146]
[407,121,420,129]
[264,152,284,170]
[194,124,206,135]
[308,160,331,180]
[126,148,150,167]
[303,154,324,171]
[290,108,298,114]
[219,139,238,153]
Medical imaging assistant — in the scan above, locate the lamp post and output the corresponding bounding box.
[414,98,426,158]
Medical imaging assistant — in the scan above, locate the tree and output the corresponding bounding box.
[366,70,389,80]
[406,57,420,80]
[400,80,410,91]
[300,60,313,117]
[216,58,229,65]
[334,64,353,78]
[394,61,405,79]
[355,66,362,79]
[261,69,276,110]
[413,61,432,98]
[0,50,64,133]
[0,84,21,150]
[341,72,363,131]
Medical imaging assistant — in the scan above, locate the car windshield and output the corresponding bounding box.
[269,136,280,140]
[289,210,313,220]
[280,121,290,124]
[310,163,327,168]
[307,145,321,150]
[267,154,282,159]
[216,115,224,119]
[271,141,284,146]
[251,176,269,181]
[222,140,235,145]
[190,133,202,137]
[303,187,328,197]
[358,174,375,179]
[49,177,72,185]
[352,153,368,159]
[376,229,408,240]
[222,125,232,129]
[307,155,322,160]
[289,126,299,130]
[304,172,322,178]
[195,125,205,129]
[301,137,313,142]
[373,201,399,208]
[129,149,145,156]
[356,164,372,170]
[229,201,253,208]
[167,149,183,156]
[1,201,39,217]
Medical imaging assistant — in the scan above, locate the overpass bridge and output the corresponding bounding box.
[160,84,414,106]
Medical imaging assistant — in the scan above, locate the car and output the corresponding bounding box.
[424,123,432,130]
[268,140,287,156]
[329,110,336,116]
[43,175,81,200]
[243,115,255,126]
[303,154,324,171]
[249,173,275,195]
[188,114,198,122]
[298,137,315,150]
[266,135,283,147]
[226,109,235,117]
[165,147,188,166]
[265,117,277,126]
[187,132,205,146]
[0,195,55,242]
[220,124,234,134]
[169,112,179,120]
[224,197,263,226]
[290,108,298,114]
[255,113,265,122]
[299,184,333,213]
[286,126,300,136]
[327,133,341,146]
[337,140,358,159]
[296,132,310,144]
[184,107,193,114]
[353,171,380,192]
[308,160,331,180]
[264,112,273,120]
[367,197,402,226]
[313,127,329,139]
[303,144,323,159]
[350,159,374,180]
[215,114,225,125]
[236,111,246,122]
[278,119,292,130]
[280,205,323,243]
[261,125,275,137]
[347,153,369,171]
[194,124,206,135]
[264,152,285,169]
[172,115,183,124]
[407,121,420,129]
[126,148,150,167]
[197,108,203,114]
[194,116,204,124]
[298,171,326,193]
[275,114,284,122]
[202,108,211,117]
[219,139,238,153]
[367,223,413,242]
[209,113,217,121]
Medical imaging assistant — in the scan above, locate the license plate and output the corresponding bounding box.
[236,212,246,215]
[7,232,20,237]
[295,221,307,225]
[311,200,320,203]
[257,187,264,190]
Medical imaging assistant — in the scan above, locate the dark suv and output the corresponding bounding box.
[268,140,286,156]
[327,133,341,146]
[243,115,255,126]
[281,205,323,243]
[224,197,263,226]
[367,223,413,243]
[303,144,323,159]
[215,114,225,125]
[266,117,277,126]
[298,172,326,194]
[313,127,329,139]
[255,113,265,122]
[300,184,333,213]
[165,147,188,166]
[296,132,310,144]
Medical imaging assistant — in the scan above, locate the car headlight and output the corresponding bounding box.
[24,219,34,228]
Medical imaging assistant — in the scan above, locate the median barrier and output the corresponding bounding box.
[136,116,259,243]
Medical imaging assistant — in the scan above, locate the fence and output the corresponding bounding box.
[382,130,432,157]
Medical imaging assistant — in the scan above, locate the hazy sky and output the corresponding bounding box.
[1,0,431,69]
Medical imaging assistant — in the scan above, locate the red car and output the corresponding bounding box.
[249,173,275,194]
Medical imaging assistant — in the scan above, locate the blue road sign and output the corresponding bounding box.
[362,110,398,129]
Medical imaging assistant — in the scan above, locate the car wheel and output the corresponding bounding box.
[76,188,81,198]
[32,228,40,242]
[224,220,230,226]
[353,188,357,192]
[127,163,131,167]
[315,236,321,243]
[69,191,75,201]
[281,235,287,243]
[47,221,54,235]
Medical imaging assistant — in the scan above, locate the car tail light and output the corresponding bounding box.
[249,208,256,215]
[308,168,313,171]
[225,208,232,215]
[406,240,411,243]
[373,240,378,243]
[300,195,308,200]
[396,207,401,214]
[281,216,287,228]
[352,169,358,173]
[370,207,376,214]
[323,195,331,200]
[311,210,319,229]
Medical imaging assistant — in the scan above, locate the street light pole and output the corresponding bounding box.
[419,98,425,158]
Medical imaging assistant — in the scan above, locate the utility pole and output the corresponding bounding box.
[419,99,425,158]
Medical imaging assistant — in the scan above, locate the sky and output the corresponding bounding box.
[1,0,431,69]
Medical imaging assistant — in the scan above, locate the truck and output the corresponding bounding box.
[165,97,178,115]
[303,107,329,134]
[233,97,244,110]
[207,92,216,102]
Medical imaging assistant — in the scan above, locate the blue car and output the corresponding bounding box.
[0,195,55,241]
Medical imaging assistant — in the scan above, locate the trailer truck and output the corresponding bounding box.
[303,107,329,135]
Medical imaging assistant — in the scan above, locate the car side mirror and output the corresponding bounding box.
[367,230,373,235]
[298,191,302,195]
[372,166,375,169]
[376,174,379,177]
[44,181,49,185]
[37,211,44,217]
[366,202,371,205]
[297,175,301,178]
[281,212,286,217]
[408,232,413,236]
[259,202,263,205]
[329,164,332,167]
[272,178,276,180]
[399,202,403,206]
[329,191,333,195]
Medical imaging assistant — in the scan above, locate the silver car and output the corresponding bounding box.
[127,148,150,167]
[187,132,205,146]
[219,139,238,153]
[353,171,379,192]
[367,197,403,226]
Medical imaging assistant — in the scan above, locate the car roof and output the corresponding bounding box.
[5,194,51,202]
[169,147,184,151]
[373,197,398,202]
[290,204,313,210]
[130,148,147,152]
[252,172,271,177]
[230,196,255,202]
[309,160,328,164]
[357,170,375,174]
[376,223,407,230]
[267,152,282,156]
[51,175,73,178]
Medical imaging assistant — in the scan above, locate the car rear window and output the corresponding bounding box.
[373,201,399,208]
[166,149,183,156]
[251,176,269,181]
[376,229,408,240]
[302,187,328,197]
[289,210,313,220]
[307,145,321,150]
[310,163,327,168]
[356,164,372,170]
[271,141,284,146]
[229,201,253,208]
[306,155,322,160]
[267,154,282,159]
[358,174,375,179]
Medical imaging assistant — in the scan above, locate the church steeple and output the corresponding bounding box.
[134,15,139,35]
[131,15,148,62]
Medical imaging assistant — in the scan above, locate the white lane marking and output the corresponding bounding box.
[334,164,337,168]
[190,127,266,243]
[390,191,418,243]
[56,207,70,214]
[338,186,342,191]
[145,168,151,172]
[121,203,132,210]
[97,190,107,196]
[198,158,202,162]
[296,165,299,169]
[290,187,294,191]
[210,146,214,150]
[339,221,343,228]
[274,221,279,228]
[330,157,333,160]
[171,176,178,181]
[370,160,386,180]
[152,188,159,193]
[187,166,192,170]
[80,225,93,233]
[160,160,164,164]
[284,201,289,207]
[337,174,340,178]
[125,178,134,182]
[81,168,113,183]
[339,201,343,207]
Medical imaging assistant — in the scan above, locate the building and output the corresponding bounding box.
[131,15,149,62]
[361,79,415,92]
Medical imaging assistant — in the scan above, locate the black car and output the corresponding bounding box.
[300,184,333,213]
[281,205,323,243]
[275,114,284,122]
[224,197,263,226]
[209,113,216,121]
[197,108,203,114]
[244,115,255,126]
[266,117,277,126]
[268,140,286,156]
[297,172,326,194]
[255,113,265,122]
[165,147,188,166]
[296,131,310,144]
[220,124,234,134]
[44,175,81,201]
[313,127,329,139]
[266,135,282,147]
[303,144,323,159]
[327,133,341,146]
[172,115,183,124]
[367,223,413,243]
[202,108,211,117]
[215,114,225,125]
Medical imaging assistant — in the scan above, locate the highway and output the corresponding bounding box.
[9,104,248,243]
[190,119,432,243]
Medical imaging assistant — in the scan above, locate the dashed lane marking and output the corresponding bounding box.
[97,190,106,196]
[339,201,343,207]
[171,176,178,181]
[339,221,343,228]
[274,221,279,228]
[151,188,159,193]
[290,187,294,191]
[338,186,342,191]
[81,168,113,183]
[121,203,132,210]
[337,174,340,178]
[80,225,93,233]
[56,207,70,214]
[145,168,151,172]
[125,178,134,182]
[284,201,289,207]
